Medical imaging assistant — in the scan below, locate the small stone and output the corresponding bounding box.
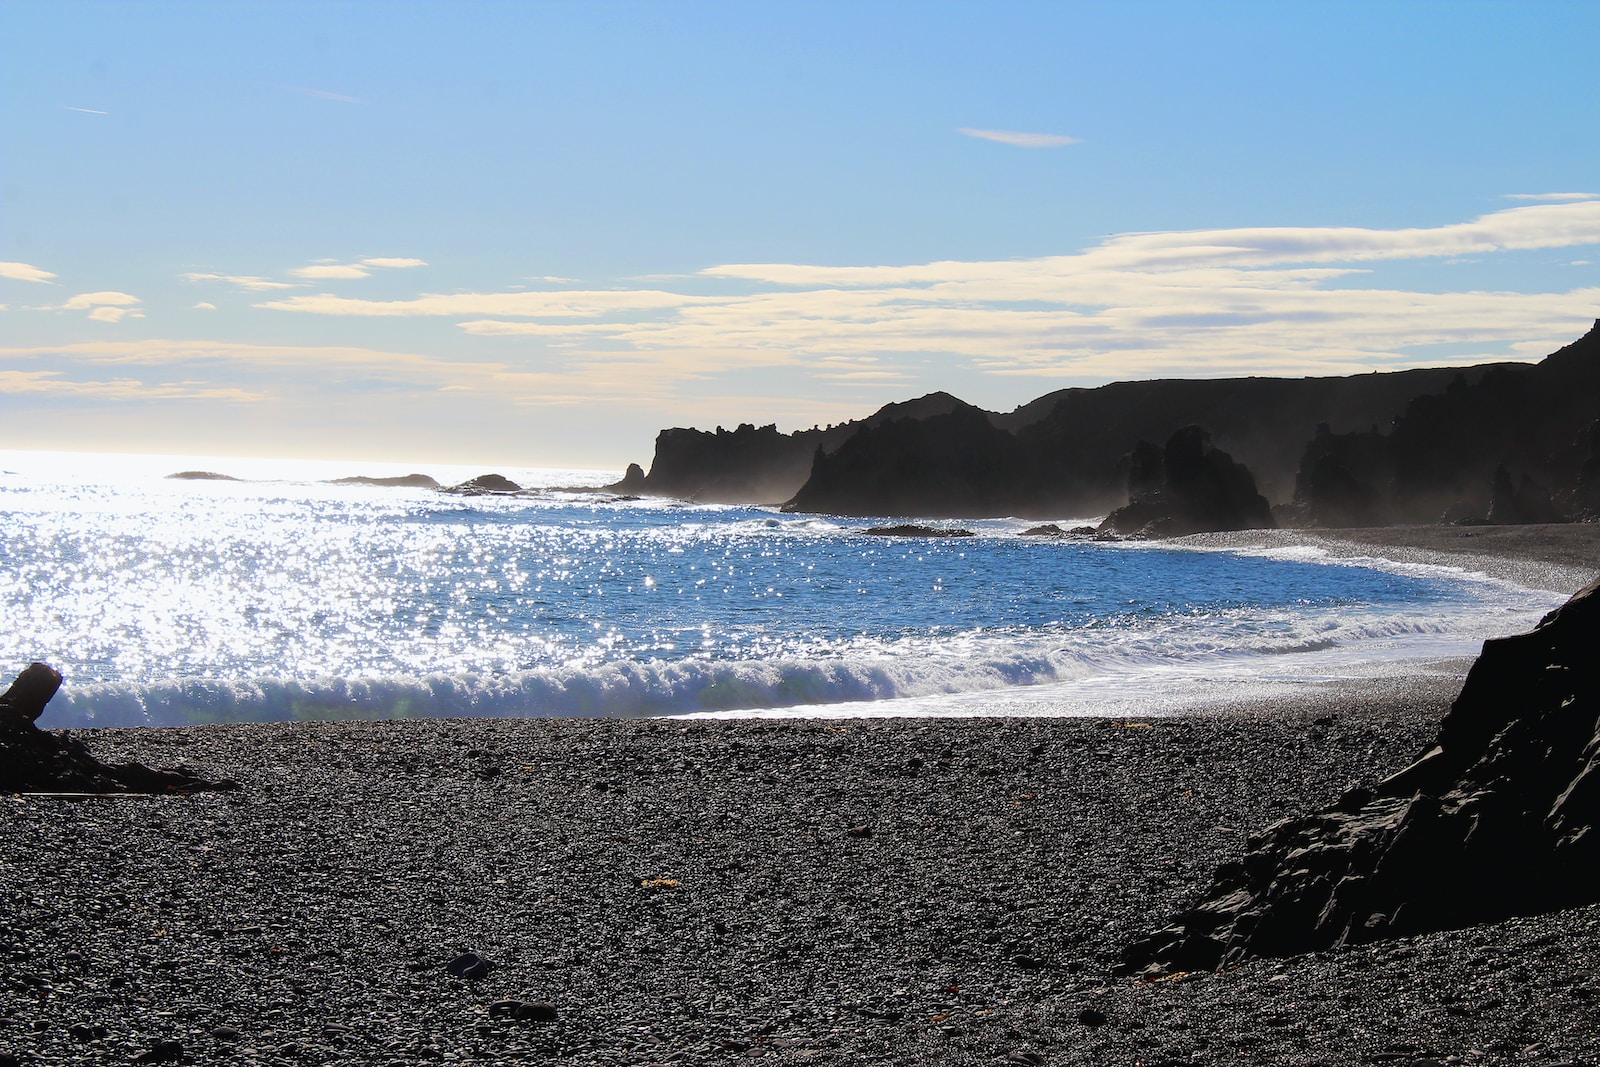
[845,825,872,838]
[211,1026,242,1040]
[488,999,558,1022]
[132,1039,184,1063]
[444,952,492,979]
[1077,1008,1106,1027]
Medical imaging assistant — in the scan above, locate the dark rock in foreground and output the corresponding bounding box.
[0,663,237,794]
[1099,426,1275,538]
[1121,574,1600,977]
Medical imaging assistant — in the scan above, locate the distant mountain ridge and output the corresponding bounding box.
[618,321,1600,525]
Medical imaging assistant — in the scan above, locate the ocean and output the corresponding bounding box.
[0,450,1564,728]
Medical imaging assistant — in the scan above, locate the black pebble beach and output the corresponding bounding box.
[6,685,1600,1066]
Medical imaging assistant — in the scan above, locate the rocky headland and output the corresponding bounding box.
[613,322,1600,533]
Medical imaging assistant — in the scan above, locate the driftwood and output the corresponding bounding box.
[0,661,63,726]
[0,662,237,795]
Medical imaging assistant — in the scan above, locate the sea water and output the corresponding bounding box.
[0,450,1565,728]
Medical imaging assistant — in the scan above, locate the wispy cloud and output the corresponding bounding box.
[193,302,217,310]
[63,106,108,116]
[286,86,369,105]
[957,127,1081,148]
[0,369,259,401]
[259,289,705,318]
[287,257,429,280]
[361,257,427,270]
[290,264,371,280]
[1504,192,1598,202]
[249,201,1600,388]
[182,272,300,292]
[0,262,58,284]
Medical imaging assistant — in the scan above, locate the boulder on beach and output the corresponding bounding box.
[1120,573,1600,977]
[1098,426,1275,538]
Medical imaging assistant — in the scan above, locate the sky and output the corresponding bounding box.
[3,1,1599,471]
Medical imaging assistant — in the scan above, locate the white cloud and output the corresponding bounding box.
[183,272,300,292]
[55,292,144,322]
[290,264,372,280]
[288,257,428,280]
[957,127,1081,148]
[259,289,705,318]
[0,261,57,283]
[193,301,217,310]
[1504,192,1598,202]
[63,106,108,115]
[218,201,1600,396]
[63,292,141,310]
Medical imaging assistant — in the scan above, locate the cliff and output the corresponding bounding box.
[619,325,1600,522]
[1292,320,1600,524]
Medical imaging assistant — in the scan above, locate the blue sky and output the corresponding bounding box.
[3,1,1598,469]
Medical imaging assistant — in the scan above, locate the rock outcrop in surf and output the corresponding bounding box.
[1120,573,1600,977]
[1097,426,1275,538]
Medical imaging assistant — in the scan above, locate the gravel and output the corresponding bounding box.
[5,692,1599,1066]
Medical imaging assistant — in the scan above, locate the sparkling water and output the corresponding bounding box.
[0,450,1563,727]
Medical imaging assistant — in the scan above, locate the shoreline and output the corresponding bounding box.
[6,526,1600,1063]
[1171,520,1600,595]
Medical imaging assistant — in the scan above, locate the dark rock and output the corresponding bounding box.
[787,401,1029,518]
[165,470,239,480]
[1121,575,1600,977]
[1077,1008,1107,1027]
[444,473,522,495]
[859,524,974,538]
[605,462,647,493]
[328,473,441,488]
[132,1039,183,1063]
[210,1026,241,1040]
[0,664,238,794]
[488,1000,558,1021]
[444,952,492,979]
[1098,426,1275,538]
[1292,423,1395,527]
[1020,524,1065,537]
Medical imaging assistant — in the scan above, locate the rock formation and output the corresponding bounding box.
[329,473,441,489]
[443,473,523,495]
[623,365,1495,516]
[1120,574,1600,978]
[785,402,1029,518]
[1292,320,1600,524]
[1,663,237,794]
[1097,426,1275,538]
